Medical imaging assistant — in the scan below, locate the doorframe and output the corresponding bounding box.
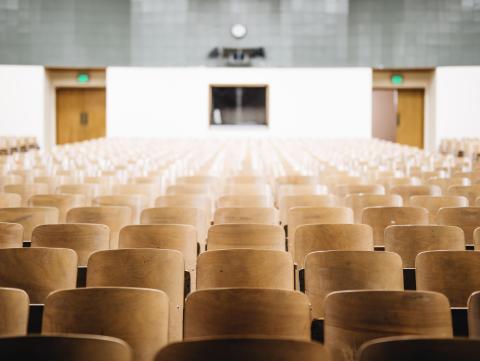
[372,69,435,151]
[44,68,106,150]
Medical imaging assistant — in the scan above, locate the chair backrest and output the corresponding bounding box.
[66,206,131,248]
[448,185,480,205]
[475,227,480,250]
[276,184,328,207]
[362,206,429,246]
[334,184,385,198]
[0,334,132,361]
[344,194,403,223]
[279,195,338,225]
[324,290,452,361]
[213,207,278,225]
[31,223,110,266]
[87,249,184,341]
[93,195,148,224]
[226,175,267,184]
[154,338,328,361]
[0,247,77,303]
[112,184,158,206]
[409,195,468,223]
[428,177,471,194]
[358,336,480,361]
[197,249,293,290]
[0,287,29,336]
[437,207,480,245]
[29,194,85,222]
[0,222,23,248]
[416,250,480,307]
[305,251,403,318]
[0,193,21,207]
[468,291,480,337]
[155,194,212,221]
[57,184,99,205]
[222,184,271,196]
[167,184,213,196]
[385,225,465,268]
[43,287,169,361]
[0,207,59,240]
[184,288,311,340]
[207,224,285,251]
[218,195,272,208]
[389,185,442,206]
[294,224,374,267]
[4,183,49,206]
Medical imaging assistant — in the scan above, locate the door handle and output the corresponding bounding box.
[80,112,88,126]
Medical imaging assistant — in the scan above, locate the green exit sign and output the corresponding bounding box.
[77,73,90,84]
[390,74,404,85]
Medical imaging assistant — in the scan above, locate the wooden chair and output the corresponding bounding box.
[468,291,480,337]
[213,207,278,225]
[276,184,328,207]
[184,288,311,340]
[93,195,148,224]
[207,224,285,251]
[279,195,338,225]
[416,251,480,307]
[197,249,294,290]
[362,207,429,246]
[475,227,480,250]
[324,290,452,361]
[154,338,328,361]
[385,225,465,268]
[0,222,23,248]
[0,248,77,303]
[448,185,480,205]
[0,334,132,361]
[0,287,29,336]
[226,175,267,184]
[305,251,403,318]
[437,207,480,245]
[57,184,99,205]
[0,207,59,240]
[29,194,85,222]
[409,195,468,223]
[333,184,385,198]
[66,206,131,249]
[0,175,23,189]
[389,185,442,206]
[43,287,169,361]
[294,224,374,267]
[4,183,49,206]
[222,184,271,196]
[287,207,354,255]
[358,336,480,361]
[34,175,75,193]
[167,184,213,197]
[155,194,212,222]
[0,193,21,207]
[344,194,403,223]
[113,184,158,207]
[31,224,110,266]
[87,249,184,341]
[218,195,272,208]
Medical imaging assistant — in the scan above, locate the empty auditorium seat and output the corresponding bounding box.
[0,207,59,240]
[29,193,85,222]
[279,194,338,225]
[344,194,403,223]
[0,222,23,248]
[93,195,148,224]
[409,195,468,223]
[0,193,21,207]
[0,287,29,336]
[437,207,480,245]
[213,207,278,225]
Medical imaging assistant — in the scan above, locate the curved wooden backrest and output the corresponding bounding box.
[276,175,320,187]
[409,195,468,223]
[437,207,480,244]
[57,184,99,205]
[0,207,59,240]
[448,185,480,205]
[475,227,480,250]
[276,184,329,206]
[0,222,23,248]
[385,225,465,268]
[34,175,76,193]
[207,224,285,251]
[333,184,385,198]
[389,185,441,206]
[93,195,148,224]
[428,177,471,194]
[66,206,131,249]
[305,251,403,318]
[31,223,110,266]
[167,184,213,196]
[358,336,480,361]
[361,206,429,246]
[0,287,29,336]
[184,288,311,340]
[0,334,132,361]
[0,247,77,303]
[154,338,328,361]
[324,290,452,361]
[280,195,338,225]
[213,207,278,225]
[4,183,49,206]
[222,184,271,196]
[294,224,374,267]
[288,207,354,255]
[197,249,293,290]
[0,193,21,207]
[468,291,480,337]
[218,195,272,208]
[155,194,212,221]
[416,250,480,307]
[344,194,403,224]
[177,175,219,186]
[226,175,267,184]
[113,184,158,206]
[87,248,184,341]
[43,287,169,361]
[0,175,23,189]
[29,193,86,222]
[377,177,421,191]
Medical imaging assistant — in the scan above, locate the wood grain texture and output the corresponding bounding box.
[57,184,99,205]
[207,224,285,251]
[213,207,278,225]
[333,184,385,198]
[43,287,169,361]
[218,195,272,207]
[222,184,271,196]
[4,184,49,206]
[0,287,29,336]
[475,227,480,250]
[280,195,338,225]
[389,185,441,206]
[0,207,59,240]
[0,193,21,208]
[437,207,480,244]
[468,291,480,337]
[324,290,452,361]
[29,193,86,222]
[155,194,212,222]
[409,195,468,223]
[93,195,148,224]
[344,194,403,224]
[113,184,159,207]
[448,185,480,205]
[0,222,23,248]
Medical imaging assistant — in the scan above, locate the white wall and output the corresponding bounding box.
[0,65,45,147]
[436,67,480,143]
[107,67,372,138]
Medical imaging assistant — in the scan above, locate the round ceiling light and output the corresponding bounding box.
[231,24,247,39]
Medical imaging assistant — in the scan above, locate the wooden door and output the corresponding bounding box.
[56,88,106,145]
[396,89,424,148]
[372,89,396,142]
